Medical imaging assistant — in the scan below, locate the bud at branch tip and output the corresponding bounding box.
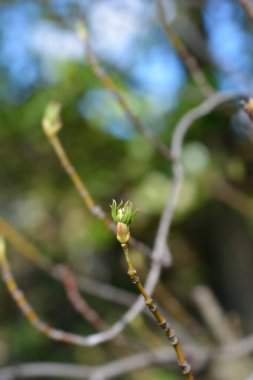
[42,101,62,137]
[110,200,138,244]
[76,20,87,42]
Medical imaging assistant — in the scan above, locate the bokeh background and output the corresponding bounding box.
[1,0,253,379]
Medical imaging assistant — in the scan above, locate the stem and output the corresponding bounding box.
[56,265,105,330]
[46,132,166,263]
[49,134,108,222]
[0,217,52,273]
[0,253,98,346]
[78,28,172,161]
[121,243,194,380]
[241,0,253,18]
[0,217,107,331]
[156,0,214,98]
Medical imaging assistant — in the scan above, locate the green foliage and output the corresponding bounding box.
[111,200,138,226]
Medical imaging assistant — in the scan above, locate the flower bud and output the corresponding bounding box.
[42,102,62,137]
[116,222,130,244]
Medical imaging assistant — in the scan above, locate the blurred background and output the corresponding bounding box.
[1,0,253,379]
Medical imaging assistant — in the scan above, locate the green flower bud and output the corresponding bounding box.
[42,101,62,137]
[117,222,130,244]
[76,21,88,42]
[111,200,138,244]
[110,200,138,226]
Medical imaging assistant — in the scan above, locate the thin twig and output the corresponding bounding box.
[192,286,237,344]
[139,92,242,377]
[171,92,240,159]
[217,334,253,359]
[55,265,106,330]
[4,332,253,380]
[0,217,136,307]
[2,92,238,348]
[93,93,241,352]
[0,217,106,331]
[76,23,172,161]
[0,251,107,346]
[78,273,201,341]
[73,273,137,307]
[156,0,214,98]
[0,345,208,380]
[211,180,253,218]
[0,218,184,350]
[154,282,203,334]
[240,0,253,18]
[47,134,111,223]
[45,131,170,265]
[4,333,253,380]
[121,242,194,380]
[0,215,187,329]
[0,249,138,351]
[0,217,52,273]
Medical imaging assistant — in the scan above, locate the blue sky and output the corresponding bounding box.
[0,0,252,105]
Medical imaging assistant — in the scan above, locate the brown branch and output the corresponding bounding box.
[0,245,140,352]
[76,23,172,161]
[42,104,171,265]
[0,345,208,380]
[192,286,237,344]
[6,91,236,348]
[154,282,203,334]
[121,242,194,380]
[0,217,52,273]
[0,217,106,331]
[156,0,214,98]
[55,265,105,331]
[0,249,101,346]
[240,0,253,18]
[211,180,253,219]
[0,217,180,350]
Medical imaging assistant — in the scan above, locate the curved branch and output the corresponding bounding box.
[0,345,208,380]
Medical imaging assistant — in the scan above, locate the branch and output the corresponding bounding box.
[42,102,171,266]
[0,217,106,331]
[192,286,237,344]
[1,218,187,352]
[88,93,243,349]
[54,265,106,330]
[211,179,253,219]
[156,0,214,98]
[171,92,241,159]
[4,332,253,380]
[240,0,253,18]
[76,23,172,161]
[0,249,107,347]
[2,92,239,348]
[0,346,208,380]
[120,238,194,379]
[0,218,136,309]
[0,219,134,323]
[0,217,52,273]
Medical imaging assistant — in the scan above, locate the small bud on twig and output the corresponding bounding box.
[116,223,130,244]
[76,20,88,42]
[42,102,62,137]
[110,200,138,244]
